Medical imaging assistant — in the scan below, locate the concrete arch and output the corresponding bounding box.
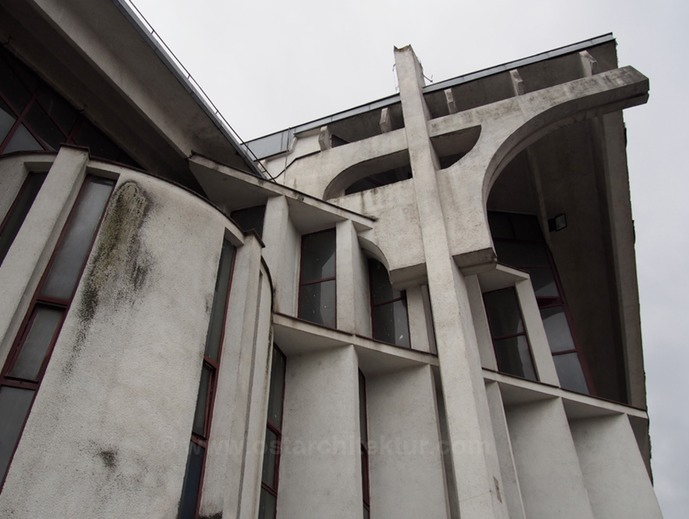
[480,66,649,207]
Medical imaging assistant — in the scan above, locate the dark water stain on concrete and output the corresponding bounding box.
[64,181,154,377]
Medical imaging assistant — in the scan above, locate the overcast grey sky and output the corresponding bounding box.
[130,0,687,516]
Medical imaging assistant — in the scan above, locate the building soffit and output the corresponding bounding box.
[0,0,260,190]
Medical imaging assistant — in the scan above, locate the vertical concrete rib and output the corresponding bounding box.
[394,46,507,519]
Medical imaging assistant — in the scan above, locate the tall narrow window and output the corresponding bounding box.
[359,371,370,519]
[0,171,47,266]
[298,229,336,327]
[488,211,591,393]
[179,240,235,519]
[0,176,114,489]
[483,288,537,381]
[258,346,286,519]
[368,259,410,347]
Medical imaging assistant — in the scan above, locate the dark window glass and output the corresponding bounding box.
[372,300,410,347]
[298,280,336,327]
[204,241,235,362]
[72,119,122,162]
[358,372,368,443]
[483,288,537,381]
[493,336,537,381]
[0,175,114,490]
[178,442,205,519]
[261,428,279,487]
[41,178,114,301]
[258,488,277,519]
[0,46,138,165]
[24,103,65,151]
[553,352,589,393]
[192,365,212,437]
[0,171,47,266]
[180,239,235,517]
[300,230,335,283]
[494,241,549,267]
[369,261,398,305]
[35,89,78,136]
[0,386,34,483]
[4,125,41,154]
[369,259,410,348]
[511,213,543,241]
[230,205,265,238]
[359,372,370,516]
[260,346,286,518]
[267,350,286,427]
[0,55,32,112]
[0,99,17,143]
[489,211,590,394]
[7,305,63,381]
[526,267,558,298]
[540,306,575,353]
[483,289,524,337]
[487,211,513,240]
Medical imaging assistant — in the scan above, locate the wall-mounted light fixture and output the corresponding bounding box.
[548,213,567,232]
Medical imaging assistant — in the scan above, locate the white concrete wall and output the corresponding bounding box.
[262,196,300,315]
[0,164,252,518]
[570,415,662,519]
[277,346,362,518]
[505,398,595,519]
[367,365,449,519]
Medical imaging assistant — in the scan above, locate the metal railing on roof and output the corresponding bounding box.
[113,0,272,179]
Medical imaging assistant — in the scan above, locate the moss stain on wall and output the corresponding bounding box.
[65,181,153,376]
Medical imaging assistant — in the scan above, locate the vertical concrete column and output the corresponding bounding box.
[278,346,361,518]
[261,196,299,314]
[484,382,526,519]
[505,398,595,519]
[464,275,497,370]
[203,234,266,517]
[0,148,87,364]
[336,219,367,334]
[406,286,431,352]
[514,279,559,385]
[237,271,274,519]
[367,365,449,518]
[570,415,662,519]
[395,46,508,518]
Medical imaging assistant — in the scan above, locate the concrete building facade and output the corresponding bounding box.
[0,1,663,518]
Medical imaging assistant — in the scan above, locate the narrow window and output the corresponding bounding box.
[298,229,336,327]
[483,287,537,381]
[0,176,114,489]
[179,239,235,519]
[0,171,47,265]
[258,345,286,519]
[368,259,410,347]
[488,212,591,393]
[359,371,370,518]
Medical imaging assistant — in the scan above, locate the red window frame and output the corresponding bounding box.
[179,239,236,519]
[367,259,411,348]
[297,229,337,328]
[259,345,286,519]
[488,211,595,394]
[359,370,370,517]
[0,175,115,490]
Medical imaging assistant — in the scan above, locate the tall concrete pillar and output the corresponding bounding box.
[394,46,508,518]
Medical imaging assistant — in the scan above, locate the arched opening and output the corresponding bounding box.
[485,119,629,403]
